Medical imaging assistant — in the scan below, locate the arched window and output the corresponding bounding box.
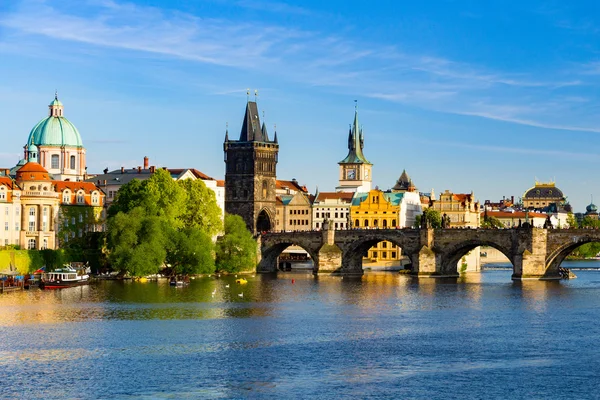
[70,155,76,170]
[364,220,369,227]
[77,191,85,204]
[391,220,396,227]
[374,219,379,227]
[63,191,70,204]
[383,219,388,228]
[51,154,60,169]
[355,219,360,227]
[91,192,99,205]
[262,181,268,199]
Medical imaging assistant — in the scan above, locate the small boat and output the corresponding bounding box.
[235,278,248,284]
[169,276,189,287]
[40,266,90,289]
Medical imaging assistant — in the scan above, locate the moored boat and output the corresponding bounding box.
[40,266,90,289]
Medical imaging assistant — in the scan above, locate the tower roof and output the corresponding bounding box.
[238,101,271,142]
[339,106,370,165]
[27,94,83,148]
[392,169,411,191]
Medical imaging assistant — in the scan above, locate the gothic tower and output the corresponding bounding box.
[224,101,279,234]
[336,104,373,192]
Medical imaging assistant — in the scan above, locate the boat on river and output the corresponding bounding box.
[40,266,90,289]
[169,276,189,287]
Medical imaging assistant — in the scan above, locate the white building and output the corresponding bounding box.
[312,191,354,230]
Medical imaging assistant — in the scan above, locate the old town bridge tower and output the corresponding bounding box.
[224,100,279,234]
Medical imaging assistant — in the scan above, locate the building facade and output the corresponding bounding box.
[224,101,279,233]
[275,192,313,232]
[312,192,353,230]
[336,106,372,193]
[431,190,481,228]
[522,181,566,210]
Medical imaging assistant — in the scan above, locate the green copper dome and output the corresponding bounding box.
[27,95,83,148]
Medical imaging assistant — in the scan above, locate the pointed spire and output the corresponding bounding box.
[224,122,229,141]
[273,124,278,144]
[339,101,370,164]
[55,89,58,100]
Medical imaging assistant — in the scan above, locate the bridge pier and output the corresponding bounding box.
[512,228,560,280]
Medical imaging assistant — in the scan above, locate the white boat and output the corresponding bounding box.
[40,266,90,289]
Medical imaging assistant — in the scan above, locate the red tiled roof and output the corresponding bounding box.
[54,181,103,194]
[481,211,547,219]
[17,162,48,173]
[0,177,15,190]
[314,192,354,202]
[216,180,225,187]
[276,180,307,193]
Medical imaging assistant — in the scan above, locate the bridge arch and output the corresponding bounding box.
[339,230,419,274]
[440,239,514,276]
[259,238,320,273]
[546,234,600,272]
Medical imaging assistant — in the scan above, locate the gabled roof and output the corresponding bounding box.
[276,179,308,193]
[351,191,404,206]
[0,176,16,190]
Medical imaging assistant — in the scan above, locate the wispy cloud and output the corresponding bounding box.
[1,0,599,134]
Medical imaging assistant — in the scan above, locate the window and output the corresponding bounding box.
[70,155,76,169]
[364,220,369,227]
[382,242,387,248]
[391,252,397,258]
[4,206,7,215]
[42,239,48,250]
[382,251,387,258]
[92,192,99,205]
[79,214,83,223]
[29,221,35,231]
[372,251,377,258]
[28,239,36,250]
[355,219,360,227]
[391,220,396,227]
[77,192,85,204]
[335,212,338,218]
[63,191,70,203]
[383,219,388,228]
[15,208,19,216]
[51,154,59,169]
[4,222,7,231]
[374,219,378,227]
[29,207,35,216]
[15,223,18,231]
[0,188,5,201]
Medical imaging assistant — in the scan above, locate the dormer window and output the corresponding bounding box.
[91,191,99,205]
[63,191,70,204]
[77,191,85,204]
[0,187,5,201]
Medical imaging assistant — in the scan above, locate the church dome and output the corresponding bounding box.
[587,203,598,213]
[26,95,83,148]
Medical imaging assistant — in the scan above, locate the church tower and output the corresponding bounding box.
[224,100,279,234]
[336,104,372,192]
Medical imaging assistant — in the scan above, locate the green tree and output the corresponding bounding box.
[165,227,215,276]
[581,216,600,229]
[178,179,223,236]
[107,208,167,277]
[566,212,577,229]
[215,214,257,273]
[419,208,442,228]
[481,215,504,229]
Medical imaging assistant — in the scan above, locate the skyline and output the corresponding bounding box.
[1,1,600,210]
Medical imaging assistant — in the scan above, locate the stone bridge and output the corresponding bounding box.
[257,226,600,280]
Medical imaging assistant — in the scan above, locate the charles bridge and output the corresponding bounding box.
[257,225,600,280]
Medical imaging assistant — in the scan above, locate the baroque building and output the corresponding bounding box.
[522,181,566,210]
[336,105,372,193]
[312,191,353,230]
[224,101,279,233]
[22,94,86,181]
[431,190,481,228]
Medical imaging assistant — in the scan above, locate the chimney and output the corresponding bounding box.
[150,166,156,173]
[143,156,149,169]
[137,166,142,173]
[120,167,124,174]
[103,168,109,174]
[103,180,107,185]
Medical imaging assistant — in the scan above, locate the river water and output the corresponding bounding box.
[2,261,600,399]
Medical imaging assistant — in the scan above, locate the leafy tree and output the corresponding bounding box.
[108,179,145,218]
[107,208,166,277]
[215,214,257,273]
[178,179,222,236]
[566,212,577,229]
[569,242,600,259]
[481,215,504,229]
[418,208,442,228]
[165,227,215,276]
[581,216,600,229]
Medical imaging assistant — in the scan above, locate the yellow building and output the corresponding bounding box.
[431,190,480,228]
[351,189,403,266]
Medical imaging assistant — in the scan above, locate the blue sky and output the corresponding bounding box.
[1,0,599,211]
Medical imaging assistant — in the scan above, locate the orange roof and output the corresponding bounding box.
[17,162,48,173]
[276,179,307,193]
[453,194,472,202]
[0,177,16,190]
[314,192,354,202]
[54,181,103,194]
[216,180,225,187]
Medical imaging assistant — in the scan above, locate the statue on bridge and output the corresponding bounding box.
[544,215,553,229]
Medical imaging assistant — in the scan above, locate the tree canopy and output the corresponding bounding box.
[215,214,257,273]
[415,208,442,228]
[481,215,504,229]
[106,170,225,277]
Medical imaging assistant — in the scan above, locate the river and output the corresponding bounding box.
[2,261,600,399]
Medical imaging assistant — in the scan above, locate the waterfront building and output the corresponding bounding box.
[0,161,105,250]
[584,200,599,221]
[312,191,353,230]
[224,101,279,233]
[522,181,566,210]
[336,106,372,193]
[481,210,551,228]
[430,190,481,228]
[275,192,313,232]
[351,189,421,266]
[21,94,86,182]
